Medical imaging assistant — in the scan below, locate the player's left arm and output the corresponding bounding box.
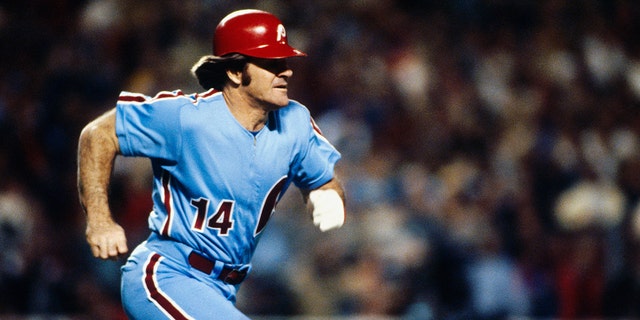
[303,176,346,232]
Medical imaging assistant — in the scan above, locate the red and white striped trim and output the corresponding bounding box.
[160,170,174,237]
[143,253,194,320]
[310,116,333,145]
[118,89,219,104]
[309,116,323,136]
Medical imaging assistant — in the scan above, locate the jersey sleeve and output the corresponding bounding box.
[115,91,185,161]
[291,112,342,190]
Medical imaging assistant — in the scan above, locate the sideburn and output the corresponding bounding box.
[241,69,252,86]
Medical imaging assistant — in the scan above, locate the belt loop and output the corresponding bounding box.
[212,259,225,277]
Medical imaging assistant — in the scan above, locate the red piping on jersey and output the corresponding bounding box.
[118,94,147,103]
[118,89,219,104]
[310,116,323,136]
[118,90,186,103]
[196,89,218,99]
[161,170,172,236]
[154,90,184,100]
[144,253,192,320]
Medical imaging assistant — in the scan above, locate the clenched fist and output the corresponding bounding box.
[86,219,129,260]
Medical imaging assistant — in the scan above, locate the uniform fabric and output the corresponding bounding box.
[121,235,249,320]
[116,89,340,319]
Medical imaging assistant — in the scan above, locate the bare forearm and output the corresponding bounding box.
[77,109,128,259]
[77,109,119,221]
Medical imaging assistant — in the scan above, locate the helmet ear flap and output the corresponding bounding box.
[213,9,306,59]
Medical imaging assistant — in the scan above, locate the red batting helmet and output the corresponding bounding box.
[213,9,307,59]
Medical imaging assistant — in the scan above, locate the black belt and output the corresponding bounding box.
[187,252,247,285]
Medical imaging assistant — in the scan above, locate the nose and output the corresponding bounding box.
[279,67,293,79]
[273,59,292,78]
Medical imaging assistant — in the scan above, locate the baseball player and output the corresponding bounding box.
[77,9,345,319]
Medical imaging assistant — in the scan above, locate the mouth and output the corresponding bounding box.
[274,83,288,90]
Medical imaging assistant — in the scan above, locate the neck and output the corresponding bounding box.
[222,90,269,132]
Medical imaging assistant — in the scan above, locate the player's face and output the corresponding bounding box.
[242,58,293,110]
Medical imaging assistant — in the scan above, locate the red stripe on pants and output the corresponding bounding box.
[144,253,191,320]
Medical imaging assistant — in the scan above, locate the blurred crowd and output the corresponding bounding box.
[2,0,640,319]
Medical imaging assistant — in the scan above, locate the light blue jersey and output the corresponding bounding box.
[117,89,340,319]
[115,89,340,266]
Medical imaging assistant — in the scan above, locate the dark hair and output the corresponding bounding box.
[191,54,248,90]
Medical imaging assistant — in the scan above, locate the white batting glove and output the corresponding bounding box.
[308,189,345,232]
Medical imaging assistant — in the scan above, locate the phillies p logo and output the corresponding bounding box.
[277,24,286,43]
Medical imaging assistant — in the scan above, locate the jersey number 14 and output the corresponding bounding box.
[190,177,287,237]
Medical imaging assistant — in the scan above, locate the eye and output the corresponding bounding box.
[252,59,287,74]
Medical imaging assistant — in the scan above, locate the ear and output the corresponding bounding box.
[226,69,242,86]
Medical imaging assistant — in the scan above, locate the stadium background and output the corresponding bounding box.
[1,0,640,319]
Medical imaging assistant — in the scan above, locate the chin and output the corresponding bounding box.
[273,96,290,107]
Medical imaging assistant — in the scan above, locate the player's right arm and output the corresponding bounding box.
[77,109,129,260]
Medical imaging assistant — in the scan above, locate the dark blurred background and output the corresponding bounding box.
[1,0,640,319]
